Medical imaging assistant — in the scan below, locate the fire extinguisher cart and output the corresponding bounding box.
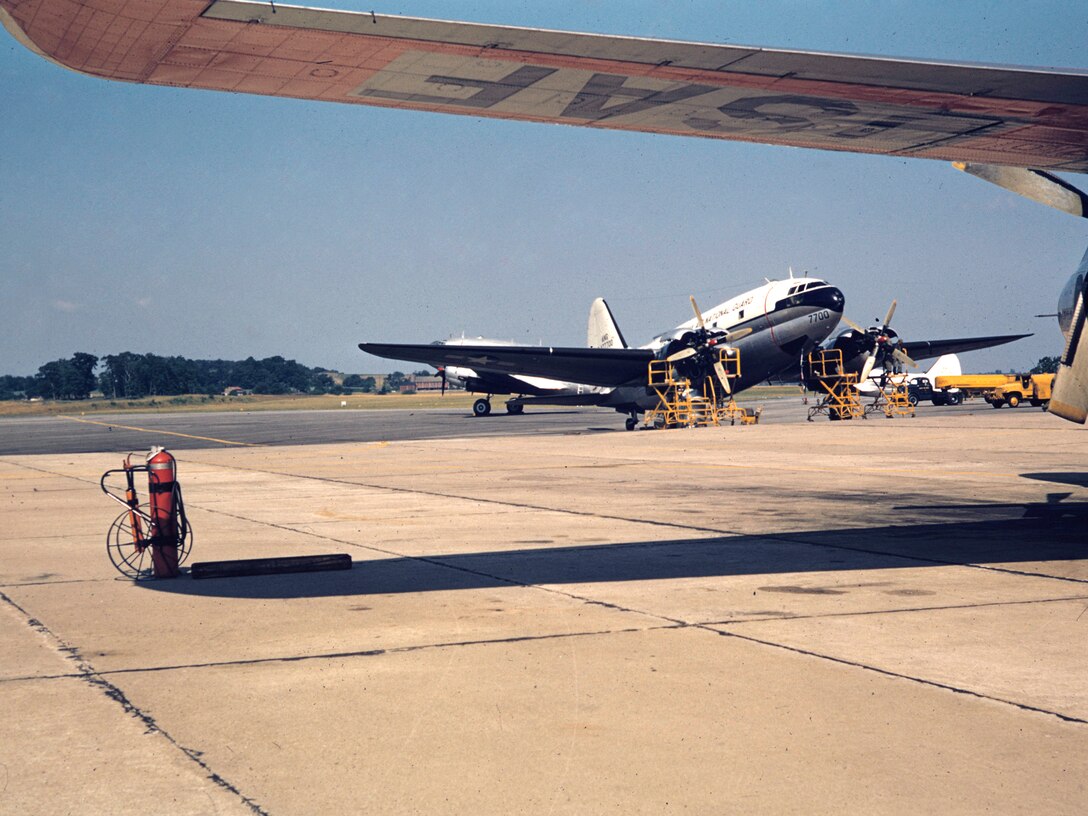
[99,447,192,579]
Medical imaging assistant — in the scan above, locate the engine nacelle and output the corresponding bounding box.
[1051,263,1088,423]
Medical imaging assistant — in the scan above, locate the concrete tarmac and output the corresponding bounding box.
[0,405,1085,814]
[0,397,1007,455]
[0,404,622,455]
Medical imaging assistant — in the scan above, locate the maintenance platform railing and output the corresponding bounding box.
[644,347,741,429]
[805,349,864,421]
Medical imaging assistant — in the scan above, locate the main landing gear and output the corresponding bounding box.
[471,397,525,417]
[625,413,639,431]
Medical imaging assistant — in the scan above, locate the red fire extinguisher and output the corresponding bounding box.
[101,447,191,579]
[146,447,180,577]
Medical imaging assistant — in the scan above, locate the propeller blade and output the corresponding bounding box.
[667,346,698,363]
[882,299,897,328]
[690,295,707,329]
[893,348,918,369]
[841,315,867,334]
[440,368,446,395]
[859,352,878,383]
[713,360,732,395]
[721,327,753,343]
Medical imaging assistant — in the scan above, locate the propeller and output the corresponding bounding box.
[840,299,917,381]
[436,366,447,395]
[662,296,752,395]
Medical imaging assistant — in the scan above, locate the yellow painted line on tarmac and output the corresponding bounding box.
[58,415,257,447]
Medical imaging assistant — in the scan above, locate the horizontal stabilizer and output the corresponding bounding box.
[510,392,612,408]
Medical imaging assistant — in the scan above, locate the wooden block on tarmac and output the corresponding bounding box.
[190,553,351,579]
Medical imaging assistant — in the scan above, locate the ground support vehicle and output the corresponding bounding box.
[934,373,1054,409]
[988,374,1054,409]
[906,376,963,406]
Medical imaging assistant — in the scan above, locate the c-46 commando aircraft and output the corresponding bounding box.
[3,1,1086,420]
[365,277,845,429]
[361,280,1028,429]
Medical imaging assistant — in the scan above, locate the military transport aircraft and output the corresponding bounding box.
[366,277,844,429]
[361,280,1029,429]
[2,1,1085,420]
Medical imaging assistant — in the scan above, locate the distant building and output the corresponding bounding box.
[340,373,462,393]
[223,386,252,397]
[412,376,445,392]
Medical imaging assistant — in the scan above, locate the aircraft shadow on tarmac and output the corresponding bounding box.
[143,496,1087,601]
[1021,471,1088,489]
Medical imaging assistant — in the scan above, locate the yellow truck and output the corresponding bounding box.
[934,373,1054,408]
[989,373,1053,408]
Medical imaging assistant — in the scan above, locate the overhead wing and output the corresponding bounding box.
[3,1,1088,172]
[360,342,653,388]
[900,333,1032,363]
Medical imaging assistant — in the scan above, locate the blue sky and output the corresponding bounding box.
[2,1,1086,376]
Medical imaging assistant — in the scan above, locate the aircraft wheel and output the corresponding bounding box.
[506,402,524,415]
[472,398,492,417]
[625,417,638,431]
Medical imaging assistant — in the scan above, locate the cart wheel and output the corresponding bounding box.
[106,504,192,580]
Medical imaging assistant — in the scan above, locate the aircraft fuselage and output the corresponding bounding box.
[642,278,845,393]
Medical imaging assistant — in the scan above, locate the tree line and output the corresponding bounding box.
[0,352,345,400]
[5,352,1060,402]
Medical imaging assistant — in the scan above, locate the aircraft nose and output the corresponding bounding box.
[803,285,845,313]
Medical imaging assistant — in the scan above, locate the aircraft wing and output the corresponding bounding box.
[900,333,1032,363]
[359,342,652,388]
[3,1,1088,172]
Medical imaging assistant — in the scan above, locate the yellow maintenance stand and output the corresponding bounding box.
[722,398,762,425]
[881,373,916,418]
[644,347,741,429]
[805,349,864,421]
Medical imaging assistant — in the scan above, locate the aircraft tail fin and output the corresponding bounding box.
[923,354,962,380]
[588,298,628,349]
